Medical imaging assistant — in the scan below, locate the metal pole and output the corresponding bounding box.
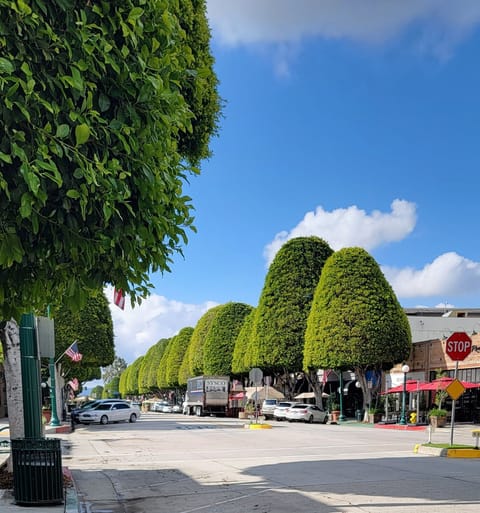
[49,358,60,426]
[399,372,407,425]
[20,313,42,438]
[450,361,458,446]
[339,371,345,422]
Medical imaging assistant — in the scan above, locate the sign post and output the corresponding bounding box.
[445,332,472,445]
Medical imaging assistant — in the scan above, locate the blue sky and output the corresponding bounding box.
[106,1,480,366]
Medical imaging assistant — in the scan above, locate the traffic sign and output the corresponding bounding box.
[446,378,466,401]
[249,367,263,385]
[445,332,472,361]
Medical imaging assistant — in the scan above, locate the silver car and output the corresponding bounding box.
[78,401,140,425]
[285,403,328,424]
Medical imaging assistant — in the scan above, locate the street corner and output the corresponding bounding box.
[414,444,480,458]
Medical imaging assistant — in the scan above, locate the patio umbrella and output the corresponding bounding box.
[384,380,426,394]
[418,377,480,391]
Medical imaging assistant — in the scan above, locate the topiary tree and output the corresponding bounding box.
[251,237,334,397]
[0,0,220,440]
[165,327,194,387]
[102,376,120,399]
[187,305,222,376]
[54,289,114,382]
[231,308,256,375]
[125,356,144,397]
[138,343,160,394]
[304,247,412,417]
[157,339,173,390]
[203,303,253,376]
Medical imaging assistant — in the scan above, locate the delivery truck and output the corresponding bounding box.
[183,376,230,416]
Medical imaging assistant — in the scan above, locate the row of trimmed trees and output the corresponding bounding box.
[118,237,412,412]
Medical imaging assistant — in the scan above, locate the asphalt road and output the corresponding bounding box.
[62,413,480,513]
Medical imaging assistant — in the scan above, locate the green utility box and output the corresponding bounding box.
[11,438,63,505]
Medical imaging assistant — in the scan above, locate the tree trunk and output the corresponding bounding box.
[0,319,25,471]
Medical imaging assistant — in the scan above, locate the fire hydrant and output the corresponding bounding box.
[409,412,417,424]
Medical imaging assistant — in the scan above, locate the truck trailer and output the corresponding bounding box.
[183,376,230,416]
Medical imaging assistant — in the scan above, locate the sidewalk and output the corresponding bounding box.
[0,418,78,513]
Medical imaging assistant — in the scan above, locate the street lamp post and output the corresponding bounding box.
[399,364,410,425]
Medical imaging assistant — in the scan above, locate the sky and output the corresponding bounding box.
[104,1,480,367]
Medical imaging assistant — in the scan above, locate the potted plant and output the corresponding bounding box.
[327,395,340,423]
[367,407,383,424]
[428,408,448,428]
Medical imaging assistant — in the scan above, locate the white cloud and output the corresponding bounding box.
[207,0,480,52]
[264,199,416,265]
[383,252,480,298]
[105,286,218,365]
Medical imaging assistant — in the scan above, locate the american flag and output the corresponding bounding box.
[65,341,83,362]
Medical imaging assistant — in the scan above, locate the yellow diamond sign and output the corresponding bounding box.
[446,378,466,401]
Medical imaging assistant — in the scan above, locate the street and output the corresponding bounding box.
[62,413,480,512]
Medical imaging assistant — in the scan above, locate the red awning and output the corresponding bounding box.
[384,380,426,394]
[230,392,245,400]
[417,377,480,391]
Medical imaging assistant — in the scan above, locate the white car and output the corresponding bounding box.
[273,401,297,421]
[78,401,140,425]
[285,404,328,424]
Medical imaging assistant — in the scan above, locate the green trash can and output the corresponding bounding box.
[11,438,64,505]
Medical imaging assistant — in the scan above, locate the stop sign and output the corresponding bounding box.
[445,332,472,361]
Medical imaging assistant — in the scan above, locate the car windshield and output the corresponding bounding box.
[277,402,292,408]
[264,400,276,405]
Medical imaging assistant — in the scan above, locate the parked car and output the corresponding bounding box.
[261,399,278,420]
[273,401,297,421]
[71,399,126,424]
[78,401,140,425]
[285,404,328,424]
[152,401,170,412]
[172,404,182,413]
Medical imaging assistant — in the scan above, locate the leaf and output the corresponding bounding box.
[66,189,80,199]
[99,93,110,112]
[0,57,14,74]
[128,7,144,24]
[56,124,70,138]
[75,123,90,146]
[0,151,12,164]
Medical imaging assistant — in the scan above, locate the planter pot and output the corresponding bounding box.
[430,415,447,428]
[238,411,247,419]
[330,410,340,423]
[42,410,52,424]
[368,413,383,424]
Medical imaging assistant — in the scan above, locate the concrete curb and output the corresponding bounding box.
[414,444,480,458]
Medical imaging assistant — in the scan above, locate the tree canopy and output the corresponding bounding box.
[304,247,412,408]
[54,289,114,382]
[231,308,256,374]
[252,237,334,374]
[203,302,253,375]
[0,0,221,320]
[165,327,193,387]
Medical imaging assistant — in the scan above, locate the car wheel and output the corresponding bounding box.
[307,415,314,424]
[129,413,137,423]
[100,415,108,425]
[323,415,328,424]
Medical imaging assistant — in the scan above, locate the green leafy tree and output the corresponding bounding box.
[0,0,220,441]
[251,237,333,397]
[102,376,120,398]
[157,339,173,390]
[203,303,253,375]
[91,385,104,399]
[138,343,160,394]
[147,339,170,391]
[118,366,130,398]
[165,327,194,387]
[231,308,256,374]
[187,305,222,376]
[54,289,114,382]
[304,247,412,414]
[102,357,127,385]
[125,356,144,396]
